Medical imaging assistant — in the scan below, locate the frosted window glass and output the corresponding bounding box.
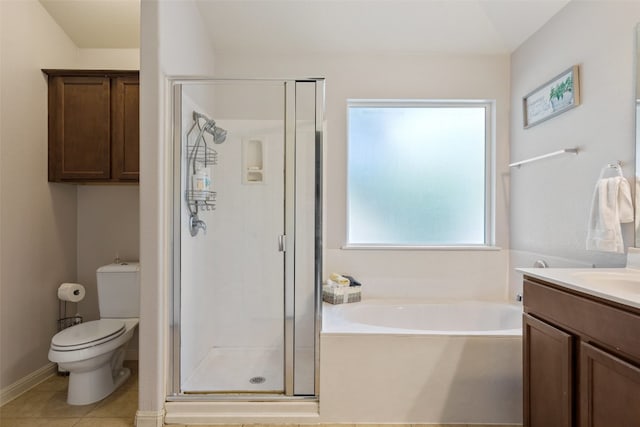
[347,103,488,246]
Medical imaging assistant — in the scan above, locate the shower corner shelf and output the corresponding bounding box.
[187,143,218,166]
[185,110,228,236]
[186,190,217,211]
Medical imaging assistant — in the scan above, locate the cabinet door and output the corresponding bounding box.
[580,342,640,427]
[111,75,139,181]
[50,76,111,180]
[523,313,574,427]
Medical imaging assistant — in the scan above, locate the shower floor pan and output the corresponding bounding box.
[182,346,284,393]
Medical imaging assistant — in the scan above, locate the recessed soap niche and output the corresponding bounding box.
[242,137,264,184]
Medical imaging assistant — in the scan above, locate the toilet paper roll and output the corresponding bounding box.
[57,283,85,303]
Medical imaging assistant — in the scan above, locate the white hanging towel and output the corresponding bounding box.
[586,176,633,253]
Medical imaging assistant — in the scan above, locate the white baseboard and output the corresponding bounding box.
[0,362,57,407]
[135,409,165,427]
[164,401,320,424]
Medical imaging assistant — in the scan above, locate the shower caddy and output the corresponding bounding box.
[185,111,226,236]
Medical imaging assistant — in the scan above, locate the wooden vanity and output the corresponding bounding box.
[522,273,640,427]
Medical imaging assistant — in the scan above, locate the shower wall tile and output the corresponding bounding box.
[179,113,288,388]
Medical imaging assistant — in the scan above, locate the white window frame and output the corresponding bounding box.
[345,99,496,250]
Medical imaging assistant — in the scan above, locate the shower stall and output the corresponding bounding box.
[170,79,324,399]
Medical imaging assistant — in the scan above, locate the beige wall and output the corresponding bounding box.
[76,49,139,69]
[0,0,80,390]
[77,186,140,322]
[510,2,640,278]
[0,0,140,391]
[215,52,512,300]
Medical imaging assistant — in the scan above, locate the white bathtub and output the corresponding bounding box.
[323,299,522,335]
[319,299,523,424]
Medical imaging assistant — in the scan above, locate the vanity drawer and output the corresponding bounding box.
[524,278,640,364]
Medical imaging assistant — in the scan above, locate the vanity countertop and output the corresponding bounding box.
[517,267,640,310]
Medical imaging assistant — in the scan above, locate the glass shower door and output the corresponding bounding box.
[178,81,286,394]
[172,79,323,398]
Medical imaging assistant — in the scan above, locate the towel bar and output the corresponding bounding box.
[509,148,578,168]
[599,161,623,179]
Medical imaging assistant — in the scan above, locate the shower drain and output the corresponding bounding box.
[249,376,266,384]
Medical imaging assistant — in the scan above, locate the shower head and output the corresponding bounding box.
[211,126,227,144]
[192,111,228,144]
[203,120,227,144]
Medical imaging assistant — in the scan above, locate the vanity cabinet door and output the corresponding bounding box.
[523,313,574,427]
[580,342,640,427]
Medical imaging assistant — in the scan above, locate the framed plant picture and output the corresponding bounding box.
[522,65,580,128]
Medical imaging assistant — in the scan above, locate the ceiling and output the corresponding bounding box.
[39,0,140,49]
[39,0,571,54]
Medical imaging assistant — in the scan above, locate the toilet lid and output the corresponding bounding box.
[51,319,125,350]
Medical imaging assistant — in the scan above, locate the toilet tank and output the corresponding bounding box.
[97,262,140,318]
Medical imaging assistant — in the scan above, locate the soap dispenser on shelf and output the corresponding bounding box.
[192,165,212,194]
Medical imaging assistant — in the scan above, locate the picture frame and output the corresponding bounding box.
[522,65,580,128]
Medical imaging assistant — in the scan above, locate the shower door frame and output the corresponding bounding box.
[168,78,324,401]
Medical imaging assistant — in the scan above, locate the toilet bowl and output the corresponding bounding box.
[49,318,138,405]
[49,262,140,405]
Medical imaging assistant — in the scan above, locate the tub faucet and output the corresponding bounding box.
[189,214,207,236]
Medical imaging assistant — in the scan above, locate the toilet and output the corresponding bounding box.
[49,262,140,405]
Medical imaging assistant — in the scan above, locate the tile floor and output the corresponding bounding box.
[170,425,521,427]
[169,425,523,427]
[0,361,138,427]
[0,362,522,427]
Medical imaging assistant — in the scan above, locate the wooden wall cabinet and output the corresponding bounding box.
[44,70,139,183]
[523,278,640,427]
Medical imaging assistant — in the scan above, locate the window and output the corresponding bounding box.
[346,100,493,247]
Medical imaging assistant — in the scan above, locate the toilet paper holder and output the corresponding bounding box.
[58,283,84,332]
[57,313,83,331]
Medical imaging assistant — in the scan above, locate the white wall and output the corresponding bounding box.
[179,91,217,386]
[139,0,216,422]
[0,0,80,390]
[509,2,640,294]
[215,52,512,300]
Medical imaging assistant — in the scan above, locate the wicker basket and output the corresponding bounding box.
[322,285,361,304]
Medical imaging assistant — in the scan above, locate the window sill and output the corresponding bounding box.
[341,244,502,251]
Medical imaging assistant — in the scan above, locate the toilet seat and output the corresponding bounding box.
[51,319,125,351]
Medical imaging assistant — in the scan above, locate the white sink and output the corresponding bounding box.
[570,271,640,294]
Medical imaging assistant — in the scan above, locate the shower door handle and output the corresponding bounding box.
[278,234,287,252]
